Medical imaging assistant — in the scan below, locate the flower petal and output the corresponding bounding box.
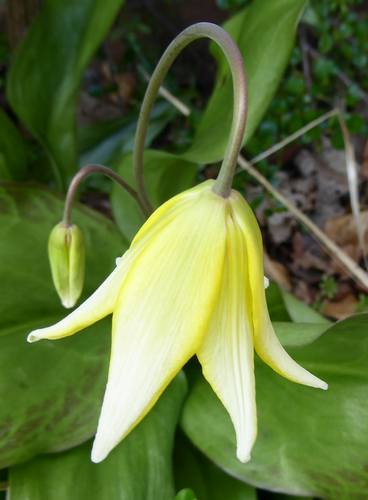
[197,214,256,463]
[27,253,132,343]
[91,188,227,462]
[27,187,204,344]
[132,180,215,246]
[230,191,327,391]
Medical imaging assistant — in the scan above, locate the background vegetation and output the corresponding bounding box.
[0,0,368,498]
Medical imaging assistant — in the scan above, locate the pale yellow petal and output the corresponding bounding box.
[197,215,256,463]
[91,188,227,463]
[132,179,215,246]
[230,191,327,390]
[27,186,202,344]
[27,253,132,342]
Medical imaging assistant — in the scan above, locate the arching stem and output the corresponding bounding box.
[133,22,247,214]
[63,164,149,227]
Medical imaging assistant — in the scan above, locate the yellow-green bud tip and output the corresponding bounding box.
[48,222,85,309]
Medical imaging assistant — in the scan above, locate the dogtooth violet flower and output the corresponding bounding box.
[28,179,328,463]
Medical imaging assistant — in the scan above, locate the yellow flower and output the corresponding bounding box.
[28,180,327,463]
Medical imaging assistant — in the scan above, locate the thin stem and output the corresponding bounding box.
[148,74,368,289]
[248,109,339,166]
[63,164,148,227]
[133,22,247,213]
[237,156,368,290]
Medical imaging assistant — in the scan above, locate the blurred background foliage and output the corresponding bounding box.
[1,0,368,498]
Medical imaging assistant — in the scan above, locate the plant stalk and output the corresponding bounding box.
[133,22,247,214]
[63,164,148,227]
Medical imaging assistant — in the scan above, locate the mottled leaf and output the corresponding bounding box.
[182,315,368,498]
[9,375,186,500]
[0,183,127,466]
[7,0,124,187]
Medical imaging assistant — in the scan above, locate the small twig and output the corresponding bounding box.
[247,109,338,166]
[299,25,312,93]
[144,74,368,289]
[237,155,368,289]
[245,107,368,272]
[140,67,191,117]
[337,113,368,269]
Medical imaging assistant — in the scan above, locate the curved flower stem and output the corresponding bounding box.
[63,164,149,227]
[133,22,247,214]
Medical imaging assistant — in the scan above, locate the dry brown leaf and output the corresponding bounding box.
[264,253,291,291]
[325,211,368,253]
[322,293,358,320]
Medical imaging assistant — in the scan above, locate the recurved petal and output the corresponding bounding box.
[197,215,257,463]
[27,251,133,343]
[230,191,327,391]
[27,185,201,344]
[91,188,227,463]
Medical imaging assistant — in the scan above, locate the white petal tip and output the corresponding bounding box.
[237,451,251,463]
[264,276,270,289]
[91,441,109,464]
[27,332,40,343]
[61,298,76,309]
[306,378,328,390]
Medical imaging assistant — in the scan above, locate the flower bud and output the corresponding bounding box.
[48,222,85,308]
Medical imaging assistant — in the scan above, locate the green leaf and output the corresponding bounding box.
[266,283,331,326]
[79,102,177,167]
[0,110,27,180]
[266,283,291,322]
[181,314,368,498]
[183,0,307,164]
[175,489,198,500]
[281,290,331,325]
[9,374,186,500]
[273,322,329,347]
[7,0,124,189]
[111,149,197,241]
[175,435,256,500]
[0,183,127,467]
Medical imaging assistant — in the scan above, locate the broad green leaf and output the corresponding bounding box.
[0,110,27,180]
[267,283,330,326]
[183,0,306,164]
[174,435,256,500]
[9,374,186,500]
[7,0,124,188]
[181,314,368,498]
[266,283,292,322]
[0,183,127,467]
[111,149,197,240]
[281,290,331,325]
[273,322,328,347]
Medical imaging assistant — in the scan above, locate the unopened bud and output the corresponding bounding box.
[48,223,85,308]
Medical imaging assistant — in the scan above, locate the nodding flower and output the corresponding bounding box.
[28,180,327,464]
